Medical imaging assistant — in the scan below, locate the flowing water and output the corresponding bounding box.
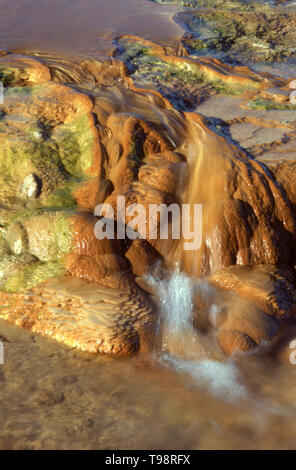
[0,0,296,450]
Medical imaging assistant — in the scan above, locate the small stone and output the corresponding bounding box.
[6,223,28,256]
[33,130,43,141]
[38,390,65,407]
[20,173,42,199]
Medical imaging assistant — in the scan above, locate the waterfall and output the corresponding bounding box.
[146,266,247,402]
[146,266,206,359]
[157,268,195,350]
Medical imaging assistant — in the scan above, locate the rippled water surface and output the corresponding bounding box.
[0,0,182,56]
[1,316,296,450]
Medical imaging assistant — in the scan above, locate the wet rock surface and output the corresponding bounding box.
[0,47,296,356]
[0,0,296,359]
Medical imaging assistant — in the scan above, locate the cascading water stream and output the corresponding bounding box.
[156,267,198,356]
[146,267,248,402]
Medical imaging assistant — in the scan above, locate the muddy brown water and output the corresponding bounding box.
[0,0,296,450]
[0,0,182,57]
[1,318,296,450]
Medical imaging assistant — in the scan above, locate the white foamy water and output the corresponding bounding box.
[146,266,203,356]
[156,267,195,344]
[147,267,248,402]
[163,355,247,402]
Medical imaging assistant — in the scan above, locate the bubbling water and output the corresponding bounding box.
[157,267,194,346]
[146,267,248,402]
[146,266,199,356]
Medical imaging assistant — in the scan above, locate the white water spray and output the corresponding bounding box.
[158,268,196,351]
[146,266,248,402]
[147,266,203,358]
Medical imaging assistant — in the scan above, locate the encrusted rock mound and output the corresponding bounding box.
[0,52,296,356]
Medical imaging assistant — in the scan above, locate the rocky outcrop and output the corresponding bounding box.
[206,265,296,354]
[0,51,296,356]
[154,0,296,63]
